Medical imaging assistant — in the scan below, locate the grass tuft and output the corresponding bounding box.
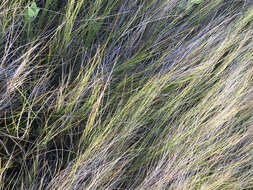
[0,0,253,189]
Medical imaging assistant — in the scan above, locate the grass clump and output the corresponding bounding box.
[0,0,253,189]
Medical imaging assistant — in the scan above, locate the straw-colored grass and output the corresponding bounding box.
[0,0,252,189]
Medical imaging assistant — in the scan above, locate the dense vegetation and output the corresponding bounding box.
[0,0,252,189]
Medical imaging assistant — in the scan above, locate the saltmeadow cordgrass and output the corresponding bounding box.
[0,0,253,189]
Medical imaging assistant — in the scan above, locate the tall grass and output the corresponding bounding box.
[0,0,252,189]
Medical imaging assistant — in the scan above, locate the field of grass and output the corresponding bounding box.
[0,0,253,189]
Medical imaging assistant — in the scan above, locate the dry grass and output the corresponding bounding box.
[0,0,252,189]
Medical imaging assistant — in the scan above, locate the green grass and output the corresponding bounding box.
[0,0,253,189]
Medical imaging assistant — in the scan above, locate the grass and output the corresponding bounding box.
[0,0,253,189]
